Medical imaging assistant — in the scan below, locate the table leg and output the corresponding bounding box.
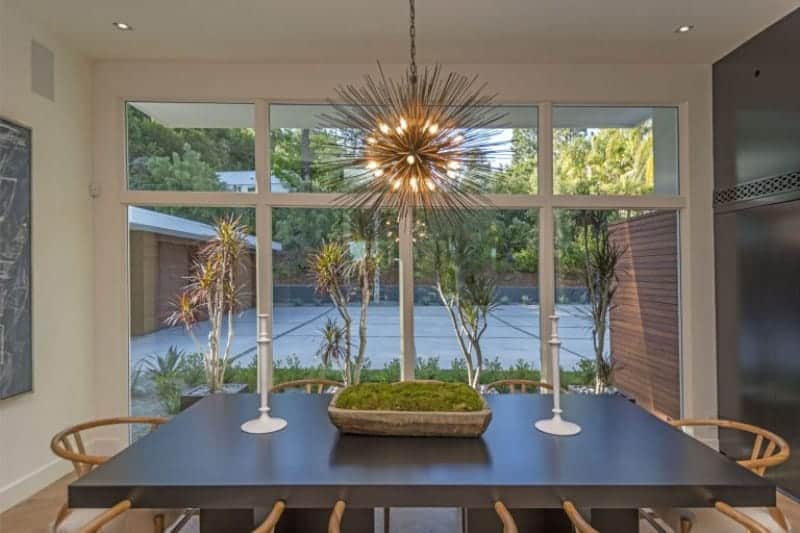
[199,509,254,533]
[591,508,639,533]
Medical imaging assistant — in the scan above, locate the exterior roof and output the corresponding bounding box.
[216,171,288,193]
[128,206,281,251]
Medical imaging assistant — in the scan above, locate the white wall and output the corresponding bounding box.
[0,0,95,512]
[91,61,717,424]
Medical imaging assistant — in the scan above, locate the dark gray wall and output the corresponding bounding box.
[714,8,800,495]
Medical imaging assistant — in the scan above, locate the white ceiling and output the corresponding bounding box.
[14,0,800,64]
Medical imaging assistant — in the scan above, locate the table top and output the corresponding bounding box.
[70,393,775,510]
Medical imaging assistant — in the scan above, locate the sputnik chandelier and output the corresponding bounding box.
[323,0,506,219]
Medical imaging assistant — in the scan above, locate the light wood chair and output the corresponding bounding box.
[328,500,346,533]
[252,501,286,533]
[563,501,599,533]
[493,500,599,533]
[494,501,518,533]
[270,379,344,394]
[661,418,791,533]
[50,417,182,533]
[484,379,554,394]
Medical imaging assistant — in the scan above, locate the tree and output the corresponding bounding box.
[165,216,249,392]
[574,212,625,393]
[420,213,500,388]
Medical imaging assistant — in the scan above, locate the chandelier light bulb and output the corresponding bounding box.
[425,178,436,191]
[392,178,402,191]
[396,126,405,135]
[379,123,390,134]
[428,123,439,134]
[447,161,460,170]
[453,134,464,143]
[374,168,384,177]
[406,154,416,165]
[367,136,377,145]
[400,118,408,129]
[410,176,419,192]
[366,161,378,170]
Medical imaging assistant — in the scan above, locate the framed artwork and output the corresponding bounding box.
[0,117,32,399]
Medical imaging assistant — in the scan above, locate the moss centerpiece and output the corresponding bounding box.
[328,382,492,437]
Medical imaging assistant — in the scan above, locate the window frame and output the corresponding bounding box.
[120,98,688,408]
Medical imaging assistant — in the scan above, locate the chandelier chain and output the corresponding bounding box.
[409,0,417,85]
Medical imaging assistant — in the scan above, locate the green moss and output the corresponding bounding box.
[335,382,484,412]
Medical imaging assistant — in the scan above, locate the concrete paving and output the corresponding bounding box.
[131,303,604,372]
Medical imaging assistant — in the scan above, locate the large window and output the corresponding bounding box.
[128,206,256,425]
[126,102,256,192]
[271,208,399,384]
[413,210,540,383]
[125,102,684,422]
[553,106,679,195]
[555,208,680,415]
[269,104,538,194]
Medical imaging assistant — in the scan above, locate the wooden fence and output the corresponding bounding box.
[609,212,680,419]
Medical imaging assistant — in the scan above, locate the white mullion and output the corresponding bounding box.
[538,102,555,385]
[119,190,258,206]
[550,195,685,210]
[398,209,416,381]
[255,99,269,195]
[256,204,274,390]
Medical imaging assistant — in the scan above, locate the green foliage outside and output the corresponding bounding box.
[335,382,484,412]
[127,105,657,402]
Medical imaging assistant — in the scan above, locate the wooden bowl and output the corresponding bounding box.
[328,388,492,438]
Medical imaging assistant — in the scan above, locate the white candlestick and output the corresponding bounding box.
[535,315,581,436]
[241,313,287,434]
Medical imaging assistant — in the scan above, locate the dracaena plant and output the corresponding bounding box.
[166,216,248,393]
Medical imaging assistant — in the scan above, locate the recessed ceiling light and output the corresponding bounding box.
[112,21,134,31]
[675,24,694,34]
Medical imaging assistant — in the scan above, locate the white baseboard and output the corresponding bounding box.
[0,436,122,514]
[0,457,72,514]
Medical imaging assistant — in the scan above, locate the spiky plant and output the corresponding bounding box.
[309,241,355,385]
[166,215,248,393]
[316,318,348,379]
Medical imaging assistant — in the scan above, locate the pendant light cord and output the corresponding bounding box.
[409,0,417,85]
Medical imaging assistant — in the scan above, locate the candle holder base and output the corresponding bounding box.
[534,415,581,436]
[241,407,287,434]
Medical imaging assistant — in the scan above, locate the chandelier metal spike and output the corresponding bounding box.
[321,0,507,221]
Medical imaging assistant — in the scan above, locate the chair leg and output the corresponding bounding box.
[154,513,165,533]
[680,517,693,533]
[768,507,790,532]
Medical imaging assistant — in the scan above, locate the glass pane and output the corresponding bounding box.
[272,208,399,384]
[413,210,540,385]
[554,209,680,417]
[269,104,538,194]
[126,102,256,192]
[553,106,679,195]
[128,206,257,436]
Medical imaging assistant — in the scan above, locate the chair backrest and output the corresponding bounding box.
[669,418,790,476]
[484,379,554,394]
[328,500,346,533]
[494,501,518,533]
[252,500,286,533]
[563,501,599,533]
[271,379,344,394]
[50,416,168,478]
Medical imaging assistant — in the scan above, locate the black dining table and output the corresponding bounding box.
[69,393,775,532]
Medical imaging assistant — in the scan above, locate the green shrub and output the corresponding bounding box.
[153,375,181,414]
[335,382,484,412]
